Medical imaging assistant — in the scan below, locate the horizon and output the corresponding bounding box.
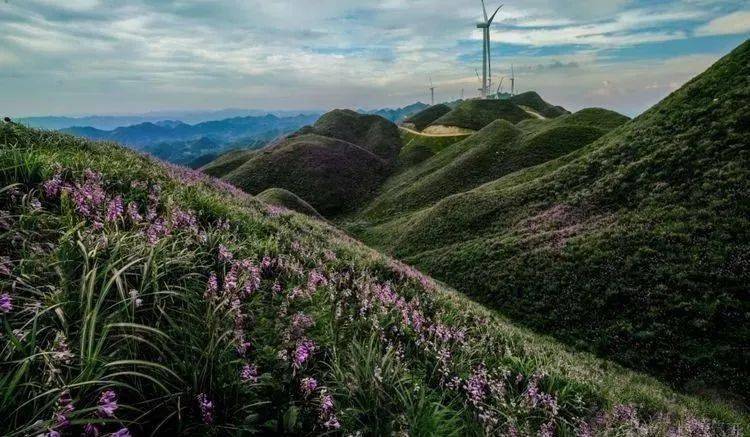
[1,1,749,119]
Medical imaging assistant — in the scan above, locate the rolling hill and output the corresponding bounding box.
[510,91,570,118]
[1,118,746,436]
[356,108,629,223]
[348,40,750,402]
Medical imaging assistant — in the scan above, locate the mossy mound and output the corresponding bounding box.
[200,148,258,177]
[308,109,402,161]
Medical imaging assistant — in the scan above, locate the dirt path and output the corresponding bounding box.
[399,126,473,137]
[519,106,547,120]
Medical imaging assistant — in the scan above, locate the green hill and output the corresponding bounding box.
[403,104,452,131]
[307,109,402,161]
[200,148,258,177]
[222,133,389,216]
[1,121,746,437]
[256,187,324,219]
[352,40,750,401]
[429,99,533,131]
[357,108,628,222]
[397,129,469,168]
[510,91,570,118]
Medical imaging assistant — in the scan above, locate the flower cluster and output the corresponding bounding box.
[196,393,214,424]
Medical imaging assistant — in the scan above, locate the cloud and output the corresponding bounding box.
[0,0,746,117]
[695,10,750,35]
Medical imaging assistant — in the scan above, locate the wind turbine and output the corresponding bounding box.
[477,0,503,99]
[510,64,515,96]
[429,76,435,105]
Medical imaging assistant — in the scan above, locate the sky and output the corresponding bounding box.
[1,0,748,118]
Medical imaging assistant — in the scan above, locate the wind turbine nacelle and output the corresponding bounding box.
[476,23,489,28]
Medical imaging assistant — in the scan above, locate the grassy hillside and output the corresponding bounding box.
[1,122,746,436]
[510,92,569,118]
[430,100,532,131]
[308,109,402,161]
[256,187,324,219]
[223,134,388,216]
[404,104,452,131]
[200,148,258,177]
[356,108,628,223]
[397,129,469,167]
[354,40,750,401]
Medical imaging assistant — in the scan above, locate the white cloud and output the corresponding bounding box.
[696,10,750,35]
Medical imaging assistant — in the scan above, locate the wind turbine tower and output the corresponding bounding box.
[510,64,515,96]
[429,77,435,105]
[477,1,503,98]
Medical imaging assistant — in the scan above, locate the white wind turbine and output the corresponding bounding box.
[476,1,503,98]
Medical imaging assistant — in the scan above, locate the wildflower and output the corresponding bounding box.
[205,272,219,298]
[464,366,488,405]
[300,377,318,395]
[126,202,142,222]
[111,428,132,437]
[129,289,143,308]
[43,173,64,198]
[240,363,259,383]
[291,313,314,337]
[539,420,555,437]
[0,257,10,276]
[51,332,74,364]
[105,197,123,223]
[293,339,316,368]
[319,393,335,416]
[0,293,12,313]
[84,423,100,436]
[30,198,42,210]
[323,416,341,430]
[218,244,233,262]
[196,393,214,424]
[97,390,118,417]
[272,281,282,294]
[52,390,74,430]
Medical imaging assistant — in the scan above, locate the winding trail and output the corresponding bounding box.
[398,126,473,138]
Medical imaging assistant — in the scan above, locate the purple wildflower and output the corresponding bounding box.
[52,390,74,430]
[0,257,10,276]
[205,272,219,298]
[51,332,74,364]
[218,244,233,262]
[196,393,214,424]
[293,339,316,368]
[84,423,100,436]
[105,196,124,223]
[127,202,142,222]
[0,293,12,313]
[43,173,64,198]
[30,198,42,210]
[540,420,555,437]
[240,363,259,383]
[323,416,341,430]
[97,390,118,417]
[300,377,318,395]
[111,428,132,437]
[129,289,143,308]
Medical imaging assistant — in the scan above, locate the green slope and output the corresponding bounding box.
[200,147,257,177]
[430,99,532,130]
[223,133,389,216]
[357,108,628,223]
[308,109,402,161]
[1,121,746,436]
[404,104,452,131]
[355,40,750,401]
[256,187,324,219]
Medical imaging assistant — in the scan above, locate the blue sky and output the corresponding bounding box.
[0,0,748,117]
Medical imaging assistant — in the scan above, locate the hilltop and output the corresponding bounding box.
[510,91,570,118]
[1,120,746,436]
[403,104,452,131]
[428,99,533,132]
[347,40,750,401]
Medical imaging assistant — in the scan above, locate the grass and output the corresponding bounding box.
[348,39,750,404]
[256,188,323,219]
[430,99,532,131]
[308,109,402,161]
[397,129,469,168]
[1,122,747,435]
[199,148,258,177]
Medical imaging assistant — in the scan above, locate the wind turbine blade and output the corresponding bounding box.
[488,4,503,24]
[480,0,488,21]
